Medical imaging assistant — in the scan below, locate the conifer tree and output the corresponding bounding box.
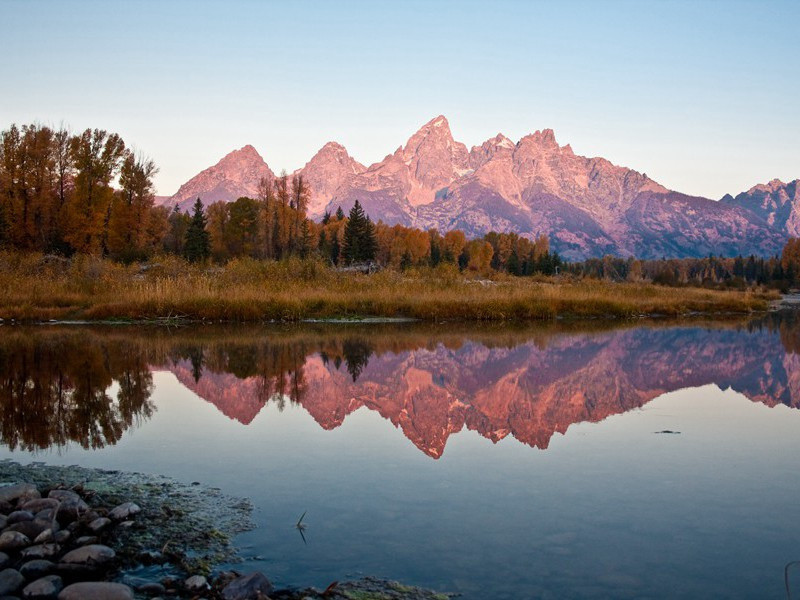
[343,200,377,265]
[184,198,210,262]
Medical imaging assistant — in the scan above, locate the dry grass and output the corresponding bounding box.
[0,252,777,323]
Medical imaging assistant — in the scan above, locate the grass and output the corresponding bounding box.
[0,252,777,323]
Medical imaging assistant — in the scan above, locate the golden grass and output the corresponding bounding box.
[0,252,777,323]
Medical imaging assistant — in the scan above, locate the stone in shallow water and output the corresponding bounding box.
[0,484,40,504]
[57,582,133,600]
[59,545,115,567]
[108,503,140,521]
[184,575,207,591]
[22,574,62,599]
[19,560,55,580]
[0,568,25,595]
[222,572,274,600]
[0,531,30,552]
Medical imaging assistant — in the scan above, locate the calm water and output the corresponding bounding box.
[2,316,800,598]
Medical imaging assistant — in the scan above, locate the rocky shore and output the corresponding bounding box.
[0,462,451,600]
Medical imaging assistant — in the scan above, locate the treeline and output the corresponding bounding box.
[568,251,800,290]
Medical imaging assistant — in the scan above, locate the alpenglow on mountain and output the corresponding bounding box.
[161,116,797,260]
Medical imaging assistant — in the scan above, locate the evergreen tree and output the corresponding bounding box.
[184,198,210,262]
[335,206,345,221]
[342,200,377,264]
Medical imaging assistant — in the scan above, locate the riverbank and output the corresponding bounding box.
[0,461,451,599]
[0,253,775,322]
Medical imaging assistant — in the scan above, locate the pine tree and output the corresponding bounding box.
[184,198,210,262]
[335,206,345,221]
[342,200,377,265]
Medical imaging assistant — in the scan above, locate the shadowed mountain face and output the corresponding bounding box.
[162,116,792,260]
[155,318,800,458]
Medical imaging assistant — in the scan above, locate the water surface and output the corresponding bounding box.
[1,316,800,598]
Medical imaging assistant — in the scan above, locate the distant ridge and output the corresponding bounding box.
[163,117,795,260]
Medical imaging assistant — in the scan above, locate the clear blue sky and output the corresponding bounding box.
[1,0,798,198]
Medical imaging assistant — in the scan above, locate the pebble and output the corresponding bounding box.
[22,574,62,599]
[57,582,134,600]
[221,572,274,600]
[0,532,31,552]
[0,569,24,596]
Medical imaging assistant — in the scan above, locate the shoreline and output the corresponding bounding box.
[0,461,452,600]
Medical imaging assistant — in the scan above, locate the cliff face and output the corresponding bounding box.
[162,324,800,458]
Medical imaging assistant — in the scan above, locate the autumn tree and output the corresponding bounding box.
[107,153,160,261]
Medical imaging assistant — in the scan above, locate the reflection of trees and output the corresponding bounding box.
[0,333,155,451]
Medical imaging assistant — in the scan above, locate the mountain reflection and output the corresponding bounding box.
[2,316,799,457]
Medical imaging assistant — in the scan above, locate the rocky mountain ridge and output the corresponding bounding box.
[161,117,795,259]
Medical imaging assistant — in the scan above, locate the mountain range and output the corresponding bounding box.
[160,116,798,260]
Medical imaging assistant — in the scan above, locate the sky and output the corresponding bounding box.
[1,0,798,199]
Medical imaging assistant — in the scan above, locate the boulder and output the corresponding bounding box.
[87,519,110,534]
[22,574,62,599]
[221,572,274,600]
[7,512,34,525]
[20,500,59,514]
[58,582,133,600]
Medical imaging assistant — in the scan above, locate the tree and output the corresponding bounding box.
[184,199,210,262]
[342,200,377,265]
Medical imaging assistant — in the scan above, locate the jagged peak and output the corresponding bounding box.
[218,144,266,165]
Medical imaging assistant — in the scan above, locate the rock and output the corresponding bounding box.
[57,582,133,600]
[0,554,7,569]
[7,512,33,525]
[221,572,274,600]
[22,575,62,599]
[87,519,110,534]
[33,510,56,523]
[0,569,24,595]
[20,501,58,515]
[19,561,55,580]
[135,582,165,595]
[0,485,40,505]
[32,532,52,545]
[0,516,7,530]
[59,545,115,567]
[51,533,68,546]
[53,499,88,524]
[107,503,140,521]
[73,537,98,546]
[20,545,60,561]
[6,521,51,541]
[0,532,30,552]
[184,575,207,591]
[116,521,134,529]
[44,492,77,504]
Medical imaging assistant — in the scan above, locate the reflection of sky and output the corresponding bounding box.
[2,373,799,598]
[2,1,798,199]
